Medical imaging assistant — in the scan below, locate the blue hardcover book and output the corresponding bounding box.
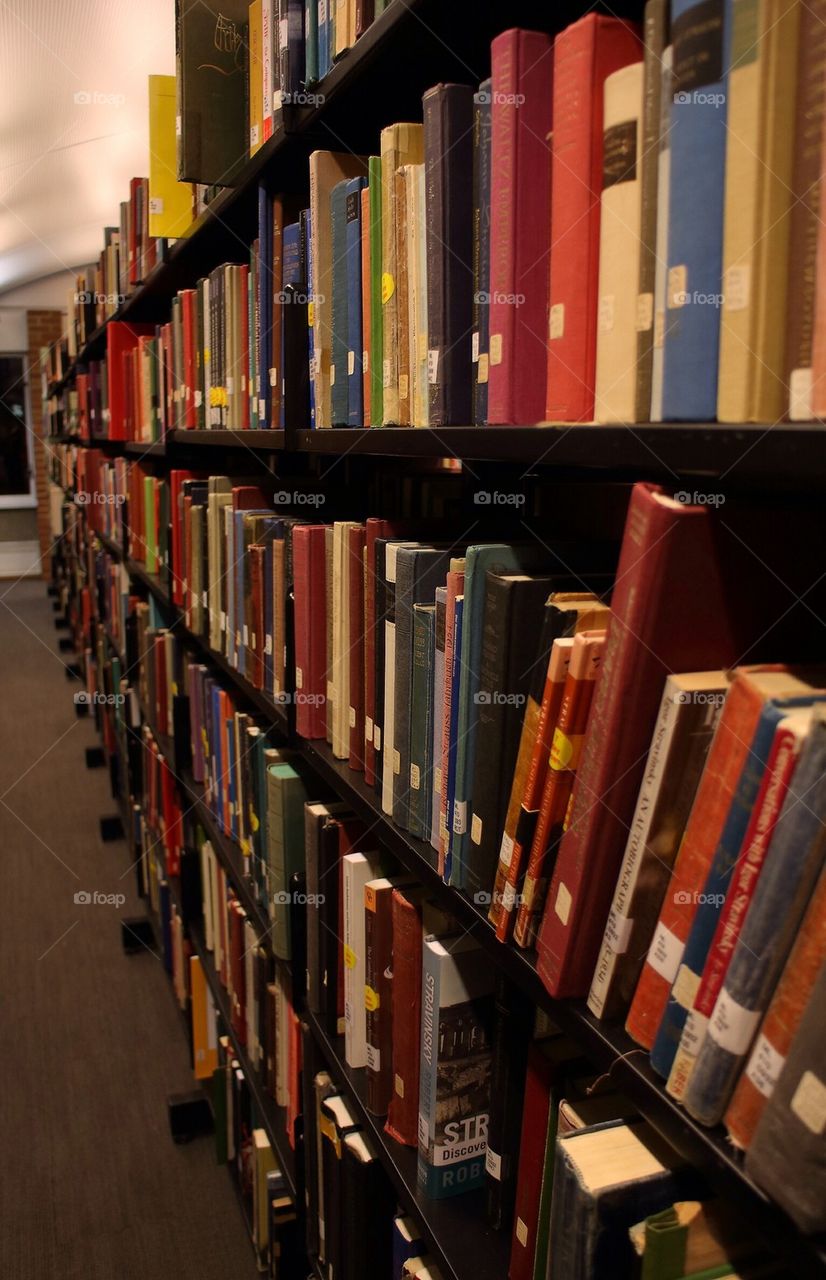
[276,0,305,107]
[650,697,817,1078]
[280,221,302,429]
[248,252,258,429]
[305,209,316,427]
[430,587,447,855]
[257,185,273,427]
[317,0,329,80]
[345,176,367,426]
[473,78,492,426]
[330,179,350,425]
[392,1215,424,1279]
[684,708,826,1127]
[450,544,540,887]
[661,0,731,419]
[443,595,464,884]
[304,0,318,83]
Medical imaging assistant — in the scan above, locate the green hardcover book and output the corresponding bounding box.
[409,603,436,840]
[175,0,249,185]
[368,155,383,424]
[266,762,308,959]
[143,475,157,572]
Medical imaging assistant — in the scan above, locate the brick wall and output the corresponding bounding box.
[26,309,67,576]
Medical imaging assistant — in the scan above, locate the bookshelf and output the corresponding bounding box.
[42,0,826,1275]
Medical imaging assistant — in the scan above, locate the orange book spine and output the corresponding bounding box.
[514,631,605,948]
[725,864,826,1149]
[361,185,372,426]
[625,673,773,1049]
[490,637,574,941]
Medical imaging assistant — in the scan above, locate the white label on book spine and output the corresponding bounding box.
[470,813,482,845]
[598,294,615,333]
[347,350,355,377]
[790,1070,826,1135]
[265,634,273,656]
[709,989,761,1056]
[393,748,401,775]
[452,800,467,835]
[149,197,163,215]
[175,115,181,136]
[348,705,356,728]
[383,358,391,388]
[554,881,572,926]
[471,331,479,363]
[410,763,420,790]
[724,264,750,312]
[220,611,227,632]
[279,17,288,49]
[329,362,335,386]
[636,291,653,332]
[672,962,701,1011]
[746,1032,785,1100]
[499,832,514,868]
[394,1073,404,1098]
[485,1149,502,1180]
[647,922,683,985]
[488,334,502,366]
[194,390,203,408]
[269,367,277,387]
[515,1218,528,1247]
[362,350,368,373]
[427,349,439,383]
[789,368,812,420]
[374,725,381,750]
[227,376,234,393]
[502,881,517,911]
[668,265,687,308]
[604,908,634,955]
[477,353,489,384]
[366,1043,380,1072]
[326,680,334,705]
[365,715,373,741]
[202,591,207,608]
[549,304,564,340]
[243,624,248,647]
[295,666,303,689]
[259,397,266,419]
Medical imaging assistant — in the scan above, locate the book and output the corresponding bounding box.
[190,954,218,1079]
[588,672,730,1023]
[266,761,308,957]
[649,43,673,422]
[393,1216,425,1279]
[536,487,762,1001]
[347,523,367,769]
[725,862,826,1149]
[634,0,669,421]
[365,874,413,1116]
[594,60,644,424]
[368,155,383,424]
[626,668,821,1050]
[472,78,492,425]
[665,706,814,1098]
[660,0,729,420]
[716,0,799,422]
[319,1094,359,1276]
[417,935,494,1198]
[345,176,366,426]
[628,1200,747,1280]
[745,961,826,1234]
[484,978,534,1229]
[409,603,436,841]
[422,83,474,427]
[343,849,383,1068]
[175,0,249,185]
[330,178,351,426]
[385,887,426,1147]
[487,29,554,426]
[292,524,329,739]
[683,707,826,1126]
[341,1131,396,1280]
[545,15,642,422]
[380,124,423,424]
[148,75,194,239]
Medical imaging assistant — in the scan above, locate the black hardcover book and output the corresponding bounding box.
[320,1095,359,1280]
[178,844,203,929]
[465,572,553,899]
[341,1131,396,1280]
[423,82,475,426]
[485,974,534,1230]
[175,0,250,186]
[472,78,492,425]
[289,869,307,1009]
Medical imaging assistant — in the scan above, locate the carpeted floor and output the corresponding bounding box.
[0,578,257,1280]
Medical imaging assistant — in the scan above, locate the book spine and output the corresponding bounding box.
[430,588,446,854]
[347,524,366,769]
[395,167,412,426]
[330,182,349,425]
[385,890,422,1146]
[365,883,394,1115]
[409,606,435,841]
[634,0,667,421]
[360,185,372,426]
[346,181,364,426]
[368,156,383,424]
[473,79,492,425]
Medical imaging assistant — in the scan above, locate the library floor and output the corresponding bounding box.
[0,579,257,1280]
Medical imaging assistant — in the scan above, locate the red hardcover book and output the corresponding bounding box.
[292,524,329,739]
[509,1043,570,1280]
[364,877,402,1116]
[286,1003,302,1149]
[385,887,424,1146]
[487,28,554,426]
[181,289,197,428]
[169,470,196,606]
[536,484,747,1000]
[348,523,367,770]
[106,322,154,439]
[545,15,641,423]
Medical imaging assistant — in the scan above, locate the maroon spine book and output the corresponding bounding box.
[348,523,367,769]
[365,880,396,1115]
[292,524,329,739]
[487,28,554,426]
[536,483,747,998]
[385,888,422,1146]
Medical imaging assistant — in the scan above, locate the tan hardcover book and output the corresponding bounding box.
[406,162,429,427]
[594,60,644,424]
[309,151,370,427]
[716,0,800,422]
[395,166,412,426]
[207,480,232,651]
[380,124,424,424]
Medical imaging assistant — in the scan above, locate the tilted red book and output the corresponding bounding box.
[292,524,329,739]
[348,523,367,770]
[385,887,424,1146]
[106,322,154,439]
[536,484,746,998]
[487,28,554,426]
[545,15,641,423]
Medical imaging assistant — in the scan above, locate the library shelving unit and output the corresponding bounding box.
[42,1,826,1277]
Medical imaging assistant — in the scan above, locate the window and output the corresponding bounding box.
[0,354,36,508]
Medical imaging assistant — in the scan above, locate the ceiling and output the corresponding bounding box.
[0,0,175,295]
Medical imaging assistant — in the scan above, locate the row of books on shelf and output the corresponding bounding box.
[47,0,826,432]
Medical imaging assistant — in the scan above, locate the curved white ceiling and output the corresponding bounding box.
[0,0,175,294]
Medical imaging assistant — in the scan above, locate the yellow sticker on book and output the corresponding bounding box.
[307,301,315,327]
[249,804,259,834]
[550,728,583,772]
[343,944,357,969]
[381,272,395,304]
[365,985,380,1012]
